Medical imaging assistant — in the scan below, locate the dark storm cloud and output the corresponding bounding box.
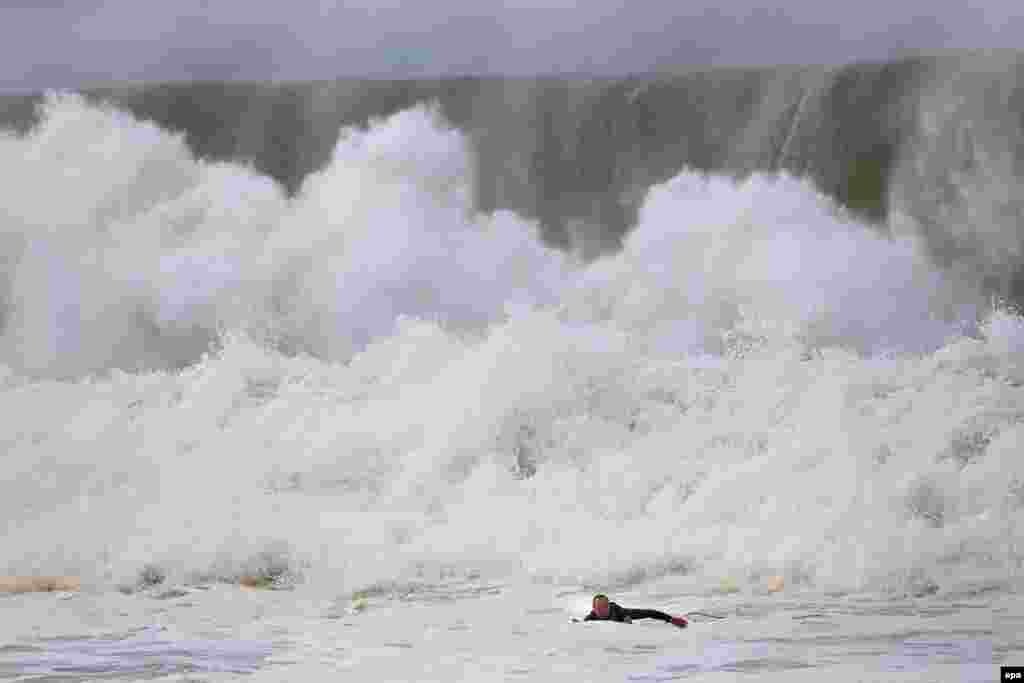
[0,0,1019,91]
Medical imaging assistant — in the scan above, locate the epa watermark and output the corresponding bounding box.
[1003,666,1024,680]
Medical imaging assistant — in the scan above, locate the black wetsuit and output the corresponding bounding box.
[583,602,674,623]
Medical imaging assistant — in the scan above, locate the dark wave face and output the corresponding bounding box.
[2,51,1023,288]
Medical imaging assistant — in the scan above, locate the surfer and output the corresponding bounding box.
[582,594,688,628]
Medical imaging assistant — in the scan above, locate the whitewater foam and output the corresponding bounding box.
[1,95,1022,605]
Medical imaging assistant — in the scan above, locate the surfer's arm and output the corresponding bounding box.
[608,603,632,622]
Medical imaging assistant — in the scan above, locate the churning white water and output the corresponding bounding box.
[1,94,1021,681]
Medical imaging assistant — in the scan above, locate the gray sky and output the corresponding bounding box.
[1,0,1020,91]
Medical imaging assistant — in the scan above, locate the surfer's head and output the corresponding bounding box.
[592,594,610,617]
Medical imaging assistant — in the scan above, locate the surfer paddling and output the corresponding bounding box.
[581,594,688,628]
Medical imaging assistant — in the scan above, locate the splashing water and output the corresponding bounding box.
[1,94,1023,608]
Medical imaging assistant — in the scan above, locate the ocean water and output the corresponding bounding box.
[1,91,1023,681]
